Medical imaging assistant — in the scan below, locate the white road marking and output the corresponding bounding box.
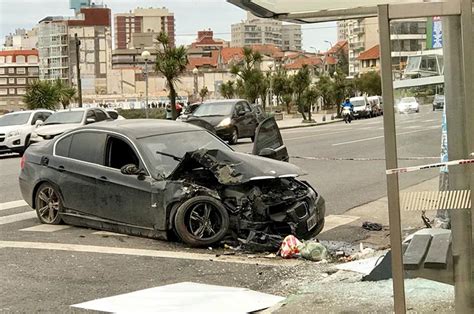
[321,215,360,233]
[332,127,439,146]
[92,231,128,237]
[0,200,28,211]
[0,211,36,225]
[0,241,301,267]
[20,224,71,232]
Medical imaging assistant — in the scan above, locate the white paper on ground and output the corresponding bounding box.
[71,282,285,313]
[336,256,384,275]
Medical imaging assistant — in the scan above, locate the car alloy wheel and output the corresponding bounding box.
[35,183,62,224]
[174,196,229,246]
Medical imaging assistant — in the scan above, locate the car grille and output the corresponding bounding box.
[294,200,310,218]
[0,133,4,143]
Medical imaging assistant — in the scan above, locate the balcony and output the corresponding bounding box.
[350,41,365,51]
[353,26,365,33]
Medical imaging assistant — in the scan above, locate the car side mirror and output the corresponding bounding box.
[35,120,43,127]
[258,147,276,158]
[86,118,96,124]
[120,164,146,180]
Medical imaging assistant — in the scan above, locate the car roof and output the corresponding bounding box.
[75,119,204,139]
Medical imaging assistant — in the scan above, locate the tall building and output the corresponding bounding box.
[231,13,302,51]
[37,7,112,95]
[3,28,38,50]
[338,18,427,76]
[69,0,91,14]
[0,50,40,109]
[114,7,175,49]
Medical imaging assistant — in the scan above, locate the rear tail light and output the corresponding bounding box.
[20,155,26,170]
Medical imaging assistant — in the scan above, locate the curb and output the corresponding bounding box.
[278,119,343,130]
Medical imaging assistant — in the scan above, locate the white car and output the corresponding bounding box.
[397,97,420,113]
[0,110,53,155]
[350,96,371,119]
[31,108,111,143]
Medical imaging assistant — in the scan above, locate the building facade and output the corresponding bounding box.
[114,7,175,50]
[338,18,427,76]
[3,28,38,51]
[231,13,302,51]
[0,50,40,109]
[37,7,112,95]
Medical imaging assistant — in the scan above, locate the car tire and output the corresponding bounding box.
[228,128,238,145]
[35,182,63,225]
[174,196,229,247]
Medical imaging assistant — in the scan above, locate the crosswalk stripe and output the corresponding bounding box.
[0,200,28,211]
[20,224,71,232]
[0,211,36,225]
[321,215,360,233]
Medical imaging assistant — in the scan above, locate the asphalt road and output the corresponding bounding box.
[0,105,443,311]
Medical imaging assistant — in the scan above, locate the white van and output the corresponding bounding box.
[350,96,371,119]
[368,96,383,116]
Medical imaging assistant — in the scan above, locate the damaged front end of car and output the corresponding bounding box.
[166,149,325,249]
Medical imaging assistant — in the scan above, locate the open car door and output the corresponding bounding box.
[252,117,289,162]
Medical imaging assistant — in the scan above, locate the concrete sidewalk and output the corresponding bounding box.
[276,113,342,130]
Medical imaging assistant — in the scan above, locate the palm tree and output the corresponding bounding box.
[220,81,235,99]
[55,79,77,109]
[155,32,189,120]
[23,80,60,110]
[199,86,209,102]
[230,47,265,104]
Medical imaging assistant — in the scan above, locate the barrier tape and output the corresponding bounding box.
[386,158,474,175]
[292,156,439,161]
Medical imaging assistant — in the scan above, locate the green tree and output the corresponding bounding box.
[291,65,311,120]
[302,85,319,122]
[230,47,265,104]
[199,86,209,102]
[272,67,289,109]
[23,80,60,110]
[355,71,382,96]
[155,32,189,119]
[220,81,235,99]
[55,79,77,109]
[316,75,335,110]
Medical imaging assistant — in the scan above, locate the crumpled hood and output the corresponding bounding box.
[170,149,306,185]
[36,123,82,136]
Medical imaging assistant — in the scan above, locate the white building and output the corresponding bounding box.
[3,28,38,50]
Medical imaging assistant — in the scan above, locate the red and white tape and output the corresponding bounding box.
[386,159,474,175]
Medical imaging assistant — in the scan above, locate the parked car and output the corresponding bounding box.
[397,97,420,113]
[31,108,112,143]
[0,110,53,155]
[350,96,371,119]
[432,94,445,111]
[186,99,259,144]
[368,96,383,116]
[19,118,325,247]
[106,109,125,120]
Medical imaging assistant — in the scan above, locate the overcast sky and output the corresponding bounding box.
[0,0,337,51]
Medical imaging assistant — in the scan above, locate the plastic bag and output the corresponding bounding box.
[300,241,328,261]
[279,235,302,258]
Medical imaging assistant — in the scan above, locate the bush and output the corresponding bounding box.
[117,108,166,119]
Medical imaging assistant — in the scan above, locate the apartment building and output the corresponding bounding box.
[338,17,427,76]
[231,13,302,51]
[114,7,175,49]
[0,50,39,109]
[3,28,38,50]
[37,7,112,95]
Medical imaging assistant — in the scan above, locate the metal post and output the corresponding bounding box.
[444,1,473,310]
[74,33,83,108]
[378,5,406,313]
[144,59,149,119]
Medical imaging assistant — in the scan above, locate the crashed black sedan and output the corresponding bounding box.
[19,118,325,247]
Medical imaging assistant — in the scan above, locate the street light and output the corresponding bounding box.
[268,63,273,112]
[141,50,151,119]
[192,67,199,100]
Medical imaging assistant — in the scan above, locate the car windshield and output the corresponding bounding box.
[139,130,232,178]
[351,100,366,107]
[192,101,234,117]
[0,112,31,126]
[44,111,84,125]
[401,97,416,103]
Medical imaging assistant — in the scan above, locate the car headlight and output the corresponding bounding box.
[7,130,20,137]
[217,117,231,128]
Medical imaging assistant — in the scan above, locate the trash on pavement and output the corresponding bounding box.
[299,241,328,261]
[239,230,283,252]
[278,235,302,258]
[336,255,386,275]
[362,221,383,231]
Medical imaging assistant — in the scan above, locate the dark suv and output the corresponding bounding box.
[187,99,258,144]
[432,94,445,111]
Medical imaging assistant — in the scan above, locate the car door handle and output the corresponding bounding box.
[57,165,65,172]
[98,176,108,181]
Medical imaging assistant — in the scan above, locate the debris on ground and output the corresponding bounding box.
[362,221,383,231]
[278,235,302,258]
[299,241,328,262]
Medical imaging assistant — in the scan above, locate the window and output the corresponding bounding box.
[0,68,4,74]
[242,102,252,112]
[55,135,72,157]
[0,89,7,95]
[17,78,26,85]
[69,132,106,165]
[16,68,26,74]
[8,68,14,74]
[86,110,97,122]
[17,88,26,95]
[105,136,139,170]
[8,78,15,84]
[8,88,15,95]
[94,109,107,121]
[31,112,49,125]
[0,78,6,85]
[16,56,25,64]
